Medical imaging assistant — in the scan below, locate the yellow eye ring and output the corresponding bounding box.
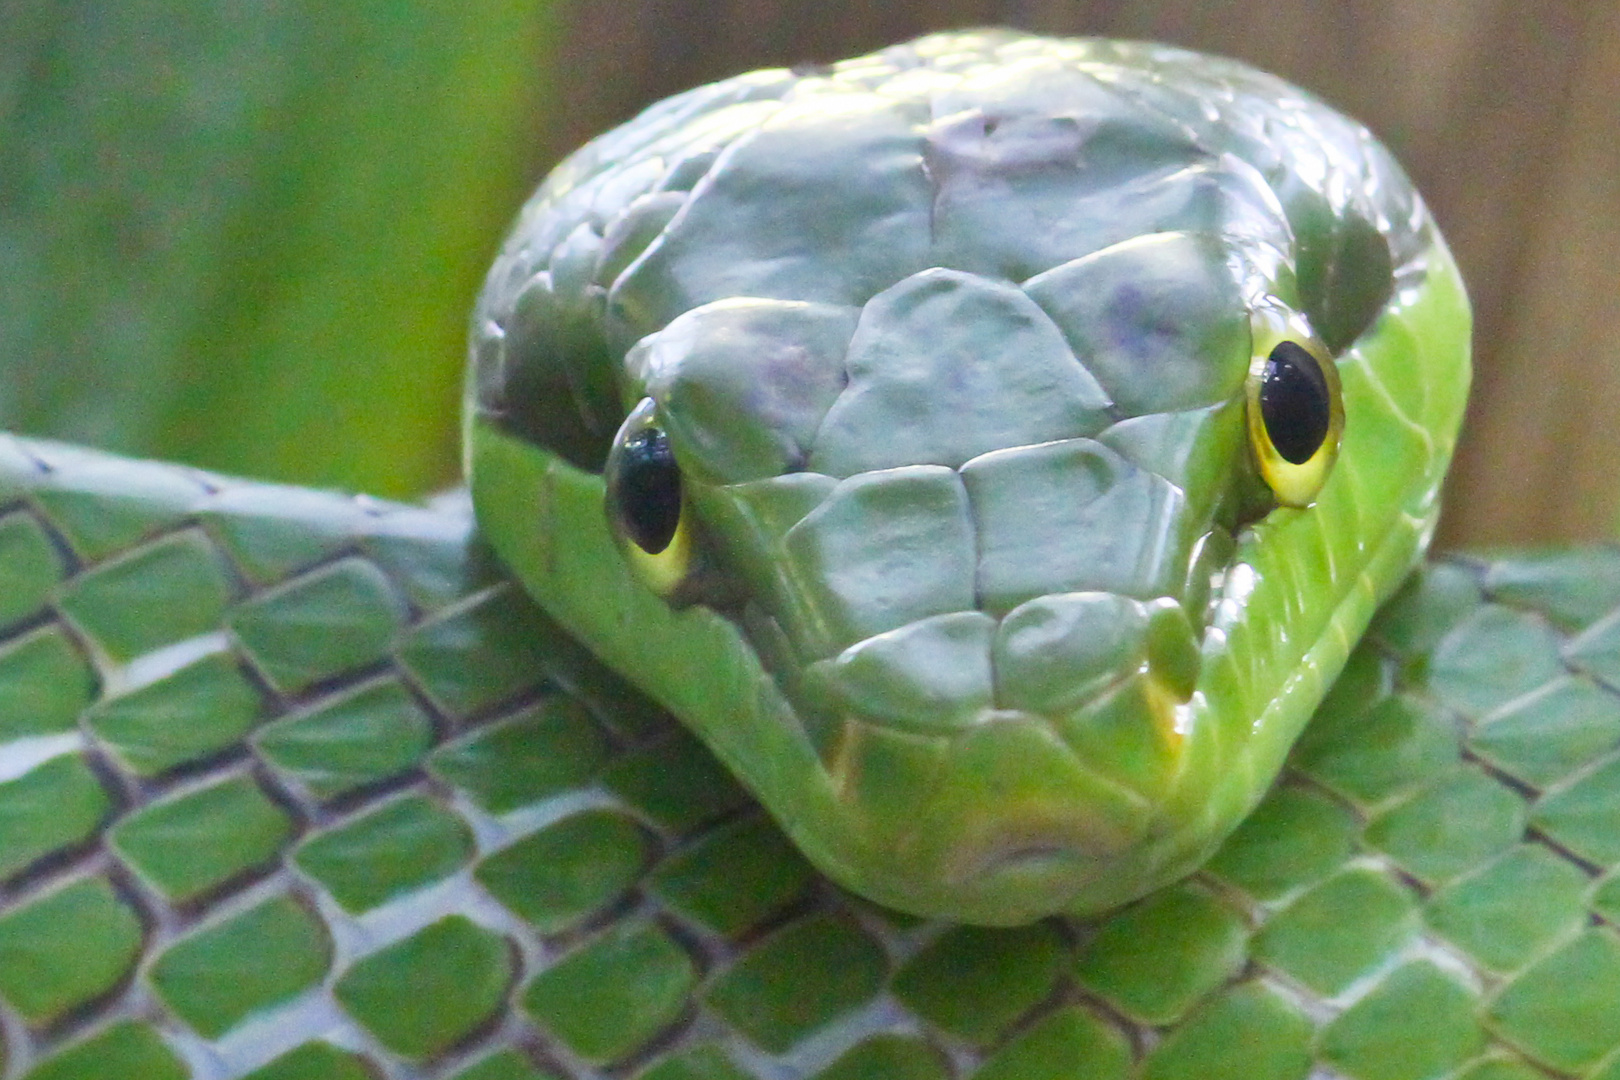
[604,397,695,599]
[1244,306,1344,508]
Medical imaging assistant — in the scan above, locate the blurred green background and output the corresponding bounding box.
[1,0,555,497]
[4,0,1618,542]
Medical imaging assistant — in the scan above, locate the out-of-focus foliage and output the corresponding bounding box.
[0,0,555,497]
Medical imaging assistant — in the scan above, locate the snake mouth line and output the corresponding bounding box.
[942,803,1151,895]
[960,843,1097,884]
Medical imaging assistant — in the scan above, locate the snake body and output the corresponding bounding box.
[466,31,1470,924]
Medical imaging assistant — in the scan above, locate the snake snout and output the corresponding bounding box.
[809,611,997,734]
[995,592,1152,715]
[997,593,1200,714]
[806,593,1201,737]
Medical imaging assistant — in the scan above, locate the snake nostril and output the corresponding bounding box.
[812,611,998,734]
[802,596,1201,736]
[992,592,1152,716]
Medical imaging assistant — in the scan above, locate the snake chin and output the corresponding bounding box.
[957,841,1101,881]
[941,825,1134,916]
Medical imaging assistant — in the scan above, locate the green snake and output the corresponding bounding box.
[465,29,1470,925]
[18,31,1615,1080]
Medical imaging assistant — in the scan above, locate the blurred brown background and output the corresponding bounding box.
[539,0,1620,548]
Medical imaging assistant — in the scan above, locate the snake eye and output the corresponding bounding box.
[1245,310,1344,508]
[1259,341,1331,464]
[613,429,680,553]
[605,397,693,597]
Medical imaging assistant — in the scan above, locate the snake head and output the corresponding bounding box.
[467,31,1469,923]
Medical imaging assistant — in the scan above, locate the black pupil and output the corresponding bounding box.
[615,428,682,555]
[1259,341,1332,465]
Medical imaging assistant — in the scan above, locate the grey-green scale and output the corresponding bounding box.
[468,31,1469,922]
